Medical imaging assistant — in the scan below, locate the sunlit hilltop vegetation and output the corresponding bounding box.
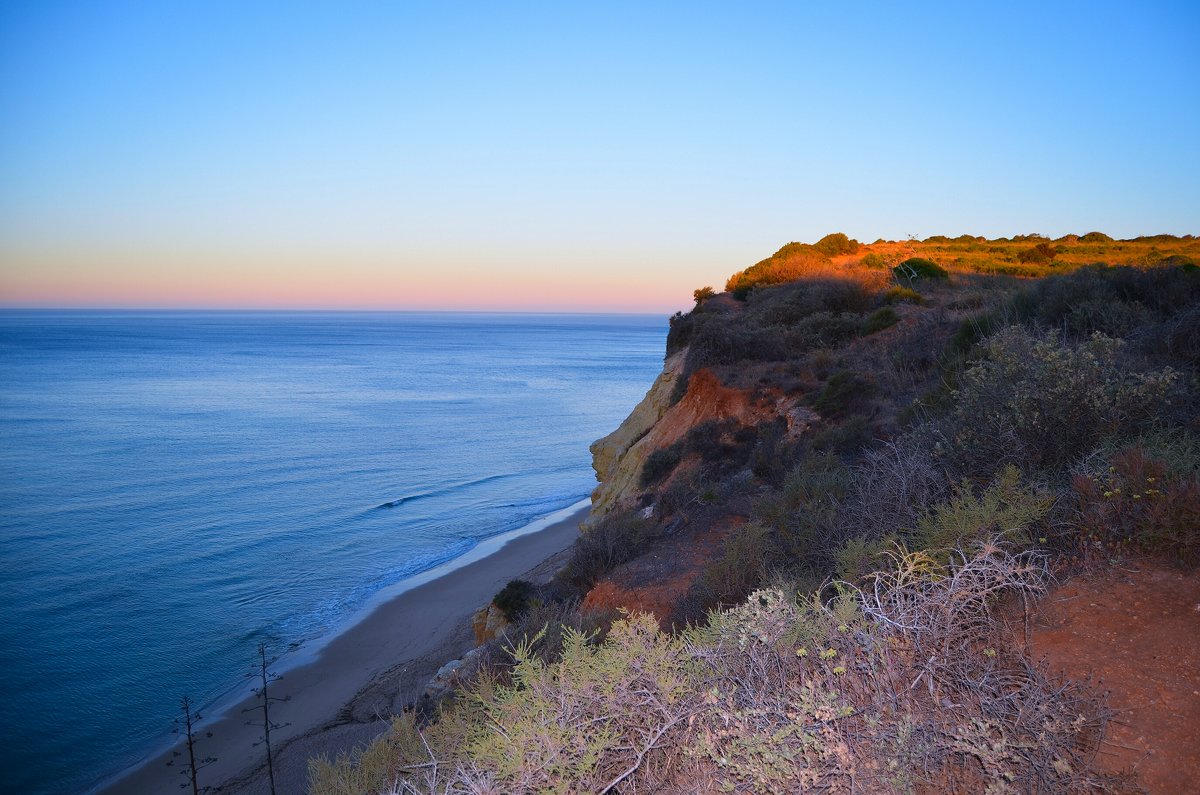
[725,231,1198,298]
[313,232,1198,794]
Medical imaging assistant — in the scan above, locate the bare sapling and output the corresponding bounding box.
[167,695,215,794]
[243,642,290,795]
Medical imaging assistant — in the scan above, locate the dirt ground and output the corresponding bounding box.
[1028,561,1200,794]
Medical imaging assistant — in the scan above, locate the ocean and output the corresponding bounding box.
[0,310,665,795]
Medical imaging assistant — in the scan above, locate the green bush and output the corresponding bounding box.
[1017,242,1058,265]
[640,445,682,488]
[860,252,888,269]
[884,285,923,304]
[912,466,1052,558]
[1079,231,1113,243]
[811,371,874,419]
[492,579,537,622]
[947,311,1002,356]
[893,257,948,281]
[464,614,696,793]
[862,307,899,335]
[812,232,860,257]
[835,535,895,582]
[942,327,1181,475]
[745,277,875,323]
[1012,264,1200,340]
[811,415,874,454]
[665,310,693,354]
[756,454,852,565]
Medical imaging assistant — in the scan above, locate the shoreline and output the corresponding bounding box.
[93,501,588,795]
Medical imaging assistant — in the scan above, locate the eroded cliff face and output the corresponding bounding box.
[584,350,686,528]
[585,350,817,529]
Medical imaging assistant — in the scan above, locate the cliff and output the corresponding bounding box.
[315,233,1200,794]
[586,357,819,532]
[584,350,686,528]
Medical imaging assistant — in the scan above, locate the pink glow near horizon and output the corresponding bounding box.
[0,259,702,313]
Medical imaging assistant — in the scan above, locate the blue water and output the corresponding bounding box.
[0,311,665,795]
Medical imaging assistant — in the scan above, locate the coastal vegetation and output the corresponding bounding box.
[311,232,1199,793]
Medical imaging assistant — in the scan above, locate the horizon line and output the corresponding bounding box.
[0,304,675,316]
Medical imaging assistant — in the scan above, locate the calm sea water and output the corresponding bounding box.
[0,311,665,795]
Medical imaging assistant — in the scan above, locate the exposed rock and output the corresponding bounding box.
[471,602,509,646]
[590,351,686,480]
[585,357,771,528]
[423,646,486,700]
[781,401,819,438]
[584,350,685,528]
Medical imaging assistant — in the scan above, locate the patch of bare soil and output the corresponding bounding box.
[1029,561,1200,794]
[582,517,744,626]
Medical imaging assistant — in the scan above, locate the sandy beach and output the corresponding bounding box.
[95,504,587,795]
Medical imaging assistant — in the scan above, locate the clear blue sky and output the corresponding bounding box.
[1,1,1197,311]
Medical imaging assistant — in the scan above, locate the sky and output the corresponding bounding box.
[1,1,1197,313]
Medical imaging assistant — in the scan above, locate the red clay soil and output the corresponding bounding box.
[582,517,744,626]
[650,369,760,451]
[1028,561,1200,794]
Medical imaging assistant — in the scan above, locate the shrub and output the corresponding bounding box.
[665,310,693,354]
[1142,304,1200,367]
[749,418,791,481]
[1016,242,1059,265]
[884,285,923,304]
[1163,253,1197,266]
[893,257,948,281]
[859,252,888,269]
[1012,263,1200,340]
[311,545,1122,795]
[812,232,860,257]
[1079,231,1113,243]
[693,285,716,304]
[811,371,874,419]
[834,535,895,582]
[684,418,753,463]
[941,327,1181,475]
[912,465,1052,558]
[462,614,698,793]
[862,307,899,335]
[811,415,874,454]
[840,435,951,541]
[702,522,773,604]
[556,511,655,596]
[745,277,875,323]
[640,445,682,488]
[947,311,1002,356]
[756,454,852,566]
[492,579,537,622]
[1072,443,1200,562]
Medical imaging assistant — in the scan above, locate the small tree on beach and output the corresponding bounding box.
[244,642,290,795]
[167,695,215,794]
